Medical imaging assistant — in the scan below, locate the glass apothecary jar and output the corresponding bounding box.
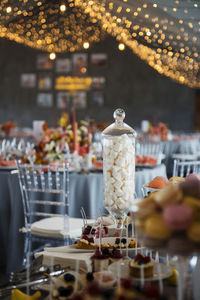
[102,109,137,228]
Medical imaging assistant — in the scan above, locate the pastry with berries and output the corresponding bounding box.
[129,254,153,278]
[82,225,96,236]
[76,235,95,250]
[109,248,123,264]
[91,248,109,272]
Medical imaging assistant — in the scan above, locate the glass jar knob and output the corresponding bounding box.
[113,108,125,125]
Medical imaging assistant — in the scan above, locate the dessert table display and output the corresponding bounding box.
[0,212,179,300]
[0,162,167,273]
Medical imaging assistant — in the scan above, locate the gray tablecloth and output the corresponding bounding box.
[0,164,166,272]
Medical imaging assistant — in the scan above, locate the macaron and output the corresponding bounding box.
[180,179,200,199]
[154,184,183,208]
[135,196,157,219]
[182,196,200,219]
[154,176,169,184]
[163,204,192,230]
[145,214,172,240]
[187,221,200,243]
[168,177,185,184]
[148,179,166,189]
[135,219,146,233]
[186,173,200,182]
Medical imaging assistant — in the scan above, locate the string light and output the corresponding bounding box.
[75,0,200,88]
[6,7,12,13]
[83,42,90,49]
[118,43,125,51]
[0,1,105,53]
[49,52,56,60]
[1,0,200,88]
[60,4,67,12]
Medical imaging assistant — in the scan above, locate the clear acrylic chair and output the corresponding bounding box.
[16,160,70,267]
[173,159,200,177]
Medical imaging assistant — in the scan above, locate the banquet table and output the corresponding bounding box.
[0,164,166,272]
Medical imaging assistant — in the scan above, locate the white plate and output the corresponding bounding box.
[142,183,160,193]
[108,260,172,281]
[44,243,95,253]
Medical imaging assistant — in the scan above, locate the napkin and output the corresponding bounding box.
[35,251,92,271]
[31,217,95,239]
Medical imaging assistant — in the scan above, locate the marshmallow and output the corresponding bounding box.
[103,134,135,213]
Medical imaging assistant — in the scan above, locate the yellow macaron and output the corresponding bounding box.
[187,221,200,243]
[145,214,172,239]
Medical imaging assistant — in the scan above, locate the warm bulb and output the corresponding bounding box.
[49,52,56,60]
[60,4,66,12]
[6,6,12,13]
[118,43,125,51]
[83,42,90,49]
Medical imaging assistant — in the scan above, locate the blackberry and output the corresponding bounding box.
[64,273,76,282]
[115,238,120,244]
[86,272,94,282]
[58,286,73,297]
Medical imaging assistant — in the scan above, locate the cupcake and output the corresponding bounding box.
[109,248,122,264]
[91,248,109,272]
[129,254,153,278]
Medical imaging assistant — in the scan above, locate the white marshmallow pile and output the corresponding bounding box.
[103,134,135,212]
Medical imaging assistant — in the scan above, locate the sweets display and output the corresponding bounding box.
[129,254,153,278]
[51,269,164,300]
[103,134,135,216]
[94,237,141,249]
[102,109,136,227]
[52,271,84,299]
[134,178,200,255]
[146,173,200,190]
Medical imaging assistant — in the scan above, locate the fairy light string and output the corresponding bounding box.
[0,0,200,87]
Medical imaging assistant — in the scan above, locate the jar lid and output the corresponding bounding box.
[102,108,137,137]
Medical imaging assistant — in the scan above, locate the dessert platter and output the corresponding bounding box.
[136,155,160,168]
[142,175,188,195]
[135,174,200,256]
[109,254,172,281]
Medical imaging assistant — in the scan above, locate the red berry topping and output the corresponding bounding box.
[134,254,143,262]
[143,256,151,263]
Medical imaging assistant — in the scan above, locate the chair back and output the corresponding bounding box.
[136,141,164,164]
[173,160,200,177]
[16,161,69,232]
[136,141,163,156]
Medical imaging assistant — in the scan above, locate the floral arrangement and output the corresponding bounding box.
[0,121,17,136]
[33,112,91,164]
[148,122,168,141]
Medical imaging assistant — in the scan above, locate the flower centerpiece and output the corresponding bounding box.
[0,121,17,136]
[148,122,169,141]
[33,112,91,165]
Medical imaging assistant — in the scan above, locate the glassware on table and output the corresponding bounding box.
[102,108,137,228]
